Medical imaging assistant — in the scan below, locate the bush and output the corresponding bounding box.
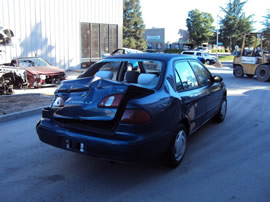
[164,49,183,54]
[211,48,229,53]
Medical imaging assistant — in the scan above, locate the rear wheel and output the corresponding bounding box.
[167,124,187,167]
[256,65,270,82]
[233,65,244,78]
[213,97,227,122]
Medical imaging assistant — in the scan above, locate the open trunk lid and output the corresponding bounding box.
[51,77,153,129]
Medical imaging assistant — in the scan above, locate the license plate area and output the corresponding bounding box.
[65,139,85,152]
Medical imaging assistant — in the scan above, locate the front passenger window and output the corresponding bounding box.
[190,61,212,86]
[175,61,198,90]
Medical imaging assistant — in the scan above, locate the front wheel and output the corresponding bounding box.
[233,65,244,78]
[206,60,211,65]
[167,124,187,167]
[213,98,227,122]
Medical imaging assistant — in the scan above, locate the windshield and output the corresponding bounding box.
[18,58,50,67]
[79,59,163,89]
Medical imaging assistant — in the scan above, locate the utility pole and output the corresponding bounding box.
[216,13,220,62]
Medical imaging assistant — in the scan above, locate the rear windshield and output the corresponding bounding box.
[79,59,163,89]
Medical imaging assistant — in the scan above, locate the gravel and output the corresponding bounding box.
[0,94,53,115]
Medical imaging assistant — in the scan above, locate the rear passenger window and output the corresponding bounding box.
[175,61,198,90]
[190,61,212,86]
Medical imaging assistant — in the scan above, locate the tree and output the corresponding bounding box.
[219,0,253,51]
[186,9,214,46]
[262,9,270,33]
[261,10,270,50]
[123,0,147,50]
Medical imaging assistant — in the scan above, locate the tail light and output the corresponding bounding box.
[98,94,124,108]
[120,109,151,124]
[52,96,64,108]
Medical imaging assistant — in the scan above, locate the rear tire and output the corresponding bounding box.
[233,65,244,78]
[213,97,227,123]
[256,65,270,82]
[167,124,187,168]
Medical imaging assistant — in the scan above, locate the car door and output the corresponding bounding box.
[174,61,208,132]
[189,61,223,120]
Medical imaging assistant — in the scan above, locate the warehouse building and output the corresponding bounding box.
[144,28,165,51]
[0,0,123,69]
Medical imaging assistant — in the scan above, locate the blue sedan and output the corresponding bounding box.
[36,53,227,167]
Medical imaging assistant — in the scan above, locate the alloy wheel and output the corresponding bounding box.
[174,130,187,161]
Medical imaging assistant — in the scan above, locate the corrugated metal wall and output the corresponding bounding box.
[0,0,123,69]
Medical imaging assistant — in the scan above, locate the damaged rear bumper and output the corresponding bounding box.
[36,118,171,162]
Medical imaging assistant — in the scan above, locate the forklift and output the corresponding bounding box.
[233,33,270,82]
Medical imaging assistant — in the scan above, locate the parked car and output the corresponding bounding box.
[11,57,65,88]
[0,71,13,95]
[195,46,209,53]
[196,56,206,64]
[0,64,28,89]
[102,48,143,58]
[36,53,227,167]
[181,50,217,65]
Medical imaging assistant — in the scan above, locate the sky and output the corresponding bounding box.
[140,0,270,42]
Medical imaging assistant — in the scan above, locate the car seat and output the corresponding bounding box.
[124,71,140,83]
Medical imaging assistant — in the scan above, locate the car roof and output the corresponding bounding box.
[15,57,42,60]
[105,53,195,63]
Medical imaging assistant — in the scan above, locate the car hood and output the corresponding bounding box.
[25,66,65,75]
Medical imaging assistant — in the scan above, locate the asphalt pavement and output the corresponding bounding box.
[0,65,270,202]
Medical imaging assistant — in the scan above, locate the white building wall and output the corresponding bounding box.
[0,0,123,69]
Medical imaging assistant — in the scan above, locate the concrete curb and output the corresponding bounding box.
[1,93,53,97]
[0,105,47,123]
[2,93,42,97]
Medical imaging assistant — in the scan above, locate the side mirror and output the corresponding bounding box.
[213,75,223,82]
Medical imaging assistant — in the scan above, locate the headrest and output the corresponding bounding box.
[137,73,158,85]
[95,71,113,79]
[124,71,140,83]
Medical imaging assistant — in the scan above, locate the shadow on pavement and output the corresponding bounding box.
[221,61,233,68]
